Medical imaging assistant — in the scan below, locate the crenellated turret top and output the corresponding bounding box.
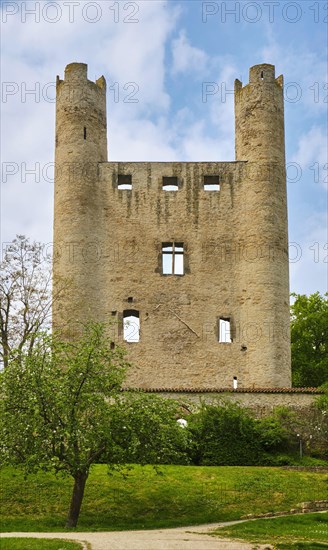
[235,63,283,92]
[249,63,275,83]
[56,62,106,91]
[64,62,88,81]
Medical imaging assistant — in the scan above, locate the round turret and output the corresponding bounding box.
[235,63,285,165]
[53,63,108,333]
[234,63,291,387]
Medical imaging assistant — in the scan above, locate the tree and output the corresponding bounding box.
[291,292,328,387]
[0,235,64,369]
[0,324,188,528]
[108,394,191,466]
[0,323,127,527]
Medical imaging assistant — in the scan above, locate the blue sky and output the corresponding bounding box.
[1,0,327,296]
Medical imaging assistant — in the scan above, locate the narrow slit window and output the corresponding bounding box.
[163,176,179,191]
[219,317,232,343]
[204,175,220,191]
[118,174,132,190]
[84,127,87,140]
[260,71,264,80]
[162,242,184,275]
[123,309,140,342]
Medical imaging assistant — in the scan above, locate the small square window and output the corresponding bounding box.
[163,176,179,191]
[204,175,220,191]
[118,174,132,190]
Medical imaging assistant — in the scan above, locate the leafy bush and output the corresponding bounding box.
[185,403,327,466]
[256,415,290,453]
[106,394,191,465]
[260,453,299,466]
[187,403,262,466]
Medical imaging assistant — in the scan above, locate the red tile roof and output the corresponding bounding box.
[122,387,323,394]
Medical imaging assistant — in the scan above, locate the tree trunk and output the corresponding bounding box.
[66,471,88,529]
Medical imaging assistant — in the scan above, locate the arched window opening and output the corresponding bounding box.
[219,317,232,343]
[123,309,140,342]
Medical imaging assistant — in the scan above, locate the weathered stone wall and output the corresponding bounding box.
[53,62,291,390]
[141,391,321,416]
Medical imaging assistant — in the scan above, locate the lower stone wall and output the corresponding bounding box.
[135,390,321,416]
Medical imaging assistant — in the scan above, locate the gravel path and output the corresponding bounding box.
[1,523,273,549]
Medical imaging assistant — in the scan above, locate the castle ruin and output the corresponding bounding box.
[53,62,291,391]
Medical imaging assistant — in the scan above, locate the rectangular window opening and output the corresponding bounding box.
[163,176,179,191]
[83,126,87,140]
[219,317,232,343]
[204,175,220,191]
[118,174,132,190]
[123,309,140,342]
[162,242,184,275]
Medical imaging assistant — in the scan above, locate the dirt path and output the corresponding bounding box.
[1,523,273,550]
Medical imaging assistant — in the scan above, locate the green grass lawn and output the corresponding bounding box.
[276,544,328,549]
[0,464,327,532]
[212,512,328,547]
[0,539,84,550]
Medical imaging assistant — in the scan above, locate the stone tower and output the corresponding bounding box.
[234,64,290,387]
[53,62,291,389]
[53,62,107,330]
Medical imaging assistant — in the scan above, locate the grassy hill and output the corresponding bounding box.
[1,464,327,531]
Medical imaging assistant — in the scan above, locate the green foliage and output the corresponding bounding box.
[291,292,328,387]
[0,540,83,550]
[107,394,191,465]
[0,323,128,477]
[256,412,290,453]
[186,403,328,466]
[187,402,262,465]
[277,544,328,549]
[0,322,129,528]
[0,324,191,527]
[316,381,328,411]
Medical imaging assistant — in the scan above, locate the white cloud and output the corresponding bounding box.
[292,127,328,189]
[1,0,180,244]
[261,38,327,114]
[171,30,208,75]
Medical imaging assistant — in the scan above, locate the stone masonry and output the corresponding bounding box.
[53,62,291,390]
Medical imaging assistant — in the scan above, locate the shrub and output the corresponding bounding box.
[187,403,262,466]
